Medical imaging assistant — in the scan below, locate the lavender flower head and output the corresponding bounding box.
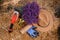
[22,2,40,24]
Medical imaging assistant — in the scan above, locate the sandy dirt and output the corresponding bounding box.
[0,0,60,40]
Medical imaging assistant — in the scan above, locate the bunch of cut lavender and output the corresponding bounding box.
[22,2,40,24]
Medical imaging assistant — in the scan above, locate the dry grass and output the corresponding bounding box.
[0,0,59,40]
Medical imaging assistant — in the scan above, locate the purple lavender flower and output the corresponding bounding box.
[22,2,40,24]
